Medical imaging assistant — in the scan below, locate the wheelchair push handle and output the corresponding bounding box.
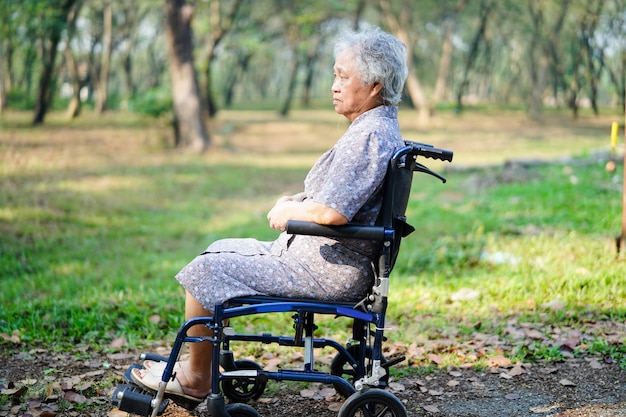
[406,141,454,162]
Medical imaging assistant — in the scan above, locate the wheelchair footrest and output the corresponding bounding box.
[111,383,169,416]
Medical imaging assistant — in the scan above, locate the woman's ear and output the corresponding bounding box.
[370,82,382,98]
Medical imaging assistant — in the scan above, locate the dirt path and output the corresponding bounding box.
[1,347,625,417]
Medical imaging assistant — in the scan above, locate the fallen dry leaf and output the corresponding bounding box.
[508,365,524,377]
[524,329,544,339]
[428,353,444,365]
[328,402,343,412]
[542,299,565,310]
[300,388,317,398]
[559,379,576,387]
[108,337,127,349]
[0,331,21,344]
[388,382,405,392]
[487,355,511,368]
[107,353,135,361]
[263,357,283,372]
[530,403,562,413]
[422,405,440,413]
[108,408,130,417]
[319,387,336,398]
[64,391,88,404]
[447,380,460,387]
[257,397,278,404]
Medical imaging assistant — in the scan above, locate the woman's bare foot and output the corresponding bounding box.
[136,360,211,398]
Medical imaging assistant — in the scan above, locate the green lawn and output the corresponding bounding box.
[1,109,624,368]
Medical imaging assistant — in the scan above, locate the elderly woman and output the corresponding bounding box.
[131,27,408,403]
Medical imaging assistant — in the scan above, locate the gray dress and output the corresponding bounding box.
[176,106,404,313]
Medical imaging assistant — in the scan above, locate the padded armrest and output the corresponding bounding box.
[286,220,386,241]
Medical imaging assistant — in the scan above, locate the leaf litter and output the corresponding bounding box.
[1,314,625,416]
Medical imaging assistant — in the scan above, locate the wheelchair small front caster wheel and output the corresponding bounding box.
[330,346,389,397]
[225,403,261,417]
[338,389,407,417]
[221,359,267,402]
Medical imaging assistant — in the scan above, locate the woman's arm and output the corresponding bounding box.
[267,199,348,231]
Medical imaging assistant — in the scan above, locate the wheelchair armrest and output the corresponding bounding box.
[285,220,386,241]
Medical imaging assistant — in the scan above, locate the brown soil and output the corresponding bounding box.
[1,346,625,417]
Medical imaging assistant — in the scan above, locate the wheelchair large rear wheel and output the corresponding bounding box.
[330,345,388,397]
[221,359,267,402]
[225,403,261,417]
[338,389,407,417]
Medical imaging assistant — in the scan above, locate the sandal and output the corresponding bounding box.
[130,366,205,410]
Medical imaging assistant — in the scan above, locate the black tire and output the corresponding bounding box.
[338,389,407,417]
[330,345,388,397]
[226,403,262,417]
[221,359,267,403]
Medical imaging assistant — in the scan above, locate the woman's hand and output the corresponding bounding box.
[267,200,296,231]
[267,198,348,232]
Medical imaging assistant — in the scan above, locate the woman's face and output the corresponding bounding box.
[332,50,382,122]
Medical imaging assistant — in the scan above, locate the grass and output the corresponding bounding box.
[0,108,625,368]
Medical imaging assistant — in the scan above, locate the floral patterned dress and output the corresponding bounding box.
[175,106,404,313]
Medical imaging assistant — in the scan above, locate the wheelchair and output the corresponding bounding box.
[111,140,453,417]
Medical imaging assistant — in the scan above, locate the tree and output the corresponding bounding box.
[433,0,468,103]
[33,0,79,125]
[380,0,431,124]
[196,0,243,117]
[524,0,571,120]
[165,0,210,152]
[64,1,85,118]
[454,0,494,113]
[579,1,605,116]
[598,0,626,112]
[0,1,19,113]
[94,0,113,114]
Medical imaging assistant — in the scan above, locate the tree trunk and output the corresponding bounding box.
[33,34,57,123]
[455,0,492,113]
[280,55,299,117]
[433,0,467,103]
[33,0,77,125]
[0,57,6,114]
[165,0,210,152]
[202,0,243,118]
[65,46,82,119]
[380,0,430,124]
[95,0,112,115]
[302,40,321,108]
[353,0,366,31]
[64,1,84,119]
[204,57,218,117]
[526,1,545,121]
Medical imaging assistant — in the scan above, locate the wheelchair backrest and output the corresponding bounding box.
[375,148,415,273]
[376,140,452,273]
